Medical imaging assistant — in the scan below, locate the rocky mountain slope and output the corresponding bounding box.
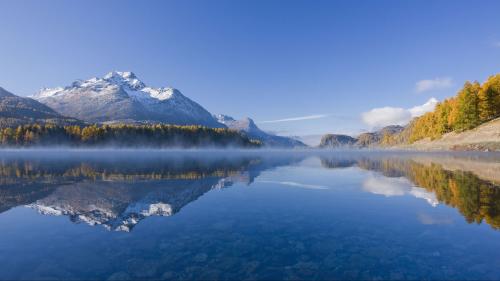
[0,87,81,127]
[215,114,306,148]
[31,71,224,127]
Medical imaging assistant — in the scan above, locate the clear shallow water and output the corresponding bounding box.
[0,150,499,280]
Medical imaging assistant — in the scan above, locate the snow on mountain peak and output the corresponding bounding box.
[104,71,136,80]
[103,71,145,90]
[34,87,65,98]
[34,71,178,102]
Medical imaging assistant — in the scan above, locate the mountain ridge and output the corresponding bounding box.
[0,87,82,127]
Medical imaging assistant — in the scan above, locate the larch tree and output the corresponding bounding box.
[478,74,500,122]
[454,81,480,132]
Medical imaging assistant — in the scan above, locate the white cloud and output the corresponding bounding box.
[408,97,439,116]
[363,175,438,206]
[415,77,453,93]
[260,114,329,124]
[361,107,411,127]
[493,41,500,48]
[361,98,438,128]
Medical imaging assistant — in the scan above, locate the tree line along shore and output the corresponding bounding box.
[0,124,262,148]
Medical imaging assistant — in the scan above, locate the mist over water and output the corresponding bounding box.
[0,150,499,280]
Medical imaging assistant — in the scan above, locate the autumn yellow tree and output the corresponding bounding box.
[454,81,480,131]
[478,74,500,122]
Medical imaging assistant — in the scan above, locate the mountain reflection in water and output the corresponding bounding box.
[0,151,499,231]
[0,151,303,231]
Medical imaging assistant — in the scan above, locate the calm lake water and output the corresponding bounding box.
[0,150,499,280]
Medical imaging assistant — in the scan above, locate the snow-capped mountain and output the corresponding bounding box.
[215,114,306,148]
[31,71,224,127]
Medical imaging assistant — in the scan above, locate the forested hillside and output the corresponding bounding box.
[383,74,500,145]
[0,124,261,148]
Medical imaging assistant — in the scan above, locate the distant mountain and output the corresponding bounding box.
[0,87,81,127]
[319,134,357,148]
[215,114,306,148]
[319,125,405,148]
[31,71,224,128]
[379,125,406,136]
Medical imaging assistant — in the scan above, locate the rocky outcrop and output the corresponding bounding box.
[319,125,404,148]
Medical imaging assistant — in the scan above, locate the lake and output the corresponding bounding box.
[0,150,499,280]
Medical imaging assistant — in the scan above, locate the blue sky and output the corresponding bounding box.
[1,0,500,142]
